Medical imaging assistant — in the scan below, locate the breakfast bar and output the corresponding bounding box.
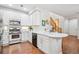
[32,31,68,54]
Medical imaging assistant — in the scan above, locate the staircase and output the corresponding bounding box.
[49,17,62,32]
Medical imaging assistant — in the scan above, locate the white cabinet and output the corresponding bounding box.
[49,38,62,54]
[37,35,43,50]
[21,18,26,26]
[37,34,62,54]
[37,35,50,53]
[31,10,40,25]
[3,13,9,26]
[21,10,41,26]
[29,15,33,25]
[21,15,30,26]
[27,32,32,43]
[21,30,32,43]
[2,28,9,45]
[2,34,9,45]
[42,36,50,53]
[21,30,28,42]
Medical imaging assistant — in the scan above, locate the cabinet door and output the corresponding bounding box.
[37,34,62,54]
[3,14,9,25]
[37,35,43,49]
[21,31,32,43]
[21,30,29,42]
[29,15,33,25]
[21,14,33,26]
[2,30,9,45]
[49,38,62,54]
[28,32,32,43]
[42,36,50,53]
[49,38,58,54]
[31,11,40,25]
[37,35,50,53]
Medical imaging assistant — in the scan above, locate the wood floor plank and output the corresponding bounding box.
[2,41,44,54]
[62,35,79,54]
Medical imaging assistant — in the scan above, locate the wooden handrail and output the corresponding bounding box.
[49,17,62,32]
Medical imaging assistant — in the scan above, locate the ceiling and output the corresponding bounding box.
[1,4,79,19]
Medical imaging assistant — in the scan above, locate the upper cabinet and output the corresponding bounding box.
[30,10,41,26]
[21,10,41,26]
[21,14,29,26]
[1,10,22,26]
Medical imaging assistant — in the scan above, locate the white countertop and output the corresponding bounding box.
[32,31,68,38]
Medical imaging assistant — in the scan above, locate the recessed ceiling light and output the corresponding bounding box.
[20,4,23,7]
[23,8,26,10]
[23,8,29,11]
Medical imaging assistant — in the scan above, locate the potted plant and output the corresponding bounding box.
[29,26,33,31]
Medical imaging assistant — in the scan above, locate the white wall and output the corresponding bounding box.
[48,12,78,36]
[38,9,65,32]
[69,19,78,36]
[49,12,65,28]
[62,18,78,36]
[77,20,79,39]
[62,19,69,34]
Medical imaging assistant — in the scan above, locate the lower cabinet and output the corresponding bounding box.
[21,31,32,43]
[2,31,9,45]
[28,32,32,43]
[42,37,50,53]
[37,35,50,53]
[49,38,61,54]
[37,35,43,49]
[37,34,62,54]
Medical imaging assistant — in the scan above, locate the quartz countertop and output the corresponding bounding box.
[32,31,68,38]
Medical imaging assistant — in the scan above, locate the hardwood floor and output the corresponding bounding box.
[1,41,44,54]
[62,35,79,54]
[1,35,79,54]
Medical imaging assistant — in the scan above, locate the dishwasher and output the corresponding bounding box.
[32,33,38,48]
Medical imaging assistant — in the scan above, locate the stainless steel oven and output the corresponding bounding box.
[9,27,21,44]
[9,33,21,44]
[12,34,19,39]
[9,20,21,44]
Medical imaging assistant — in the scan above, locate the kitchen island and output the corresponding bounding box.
[32,31,68,54]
